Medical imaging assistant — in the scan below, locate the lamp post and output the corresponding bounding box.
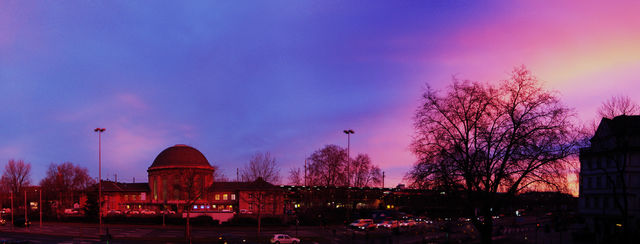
[10,191,13,228]
[24,190,27,226]
[94,127,106,235]
[38,188,42,228]
[343,129,354,222]
[343,129,354,187]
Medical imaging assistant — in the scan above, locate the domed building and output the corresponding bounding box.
[148,144,215,203]
[97,144,285,222]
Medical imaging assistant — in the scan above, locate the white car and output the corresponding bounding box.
[270,234,300,244]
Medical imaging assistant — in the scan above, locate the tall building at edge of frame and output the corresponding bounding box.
[579,115,640,237]
[98,144,284,222]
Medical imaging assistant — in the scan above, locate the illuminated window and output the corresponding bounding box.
[213,204,217,208]
[228,205,232,209]
[231,194,236,200]
[223,194,228,200]
[215,194,220,200]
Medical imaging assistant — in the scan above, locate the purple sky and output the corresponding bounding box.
[2,1,640,188]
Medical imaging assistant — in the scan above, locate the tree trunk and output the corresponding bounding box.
[476,209,494,244]
[479,219,493,244]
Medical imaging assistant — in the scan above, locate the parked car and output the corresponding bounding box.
[140,209,156,215]
[239,209,253,214]
[64,209,79,215]
[349,219,374,230]
[377,220,399,229]
[126,210,140,215]
[270,234,300,244]
[1,208,10,214]
[161,210,176,214]
[107,209,122,215]
[400,219,417,227]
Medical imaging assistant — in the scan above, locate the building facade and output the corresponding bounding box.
[579,115,640,236]
[98,144,285,222]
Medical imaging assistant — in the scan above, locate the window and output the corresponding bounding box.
[596,176,602,188]
[586,197,591,208]
[588,177,593,189]
[215,194,220,200]
[223,194,228,200]
[231,194,236,200]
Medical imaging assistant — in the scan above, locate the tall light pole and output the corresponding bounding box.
[343,129,354,187]
[24,191,27,226]
[94,127,106,235]
[38,188,42,228]
[343,129,354,221]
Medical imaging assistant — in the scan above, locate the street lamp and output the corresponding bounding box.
[38,188,41,228]
[343,129,354,187]
[94,127,106,235]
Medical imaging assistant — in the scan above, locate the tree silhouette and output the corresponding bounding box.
[39,162,95,213]
[241,152,280,183]
[408,67,579,244]
[1,159,32,195]
[288,167,303,186]
[597,95,639,119]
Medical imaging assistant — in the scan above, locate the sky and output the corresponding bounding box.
[1,1,640,190]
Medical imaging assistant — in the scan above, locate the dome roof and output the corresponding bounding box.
[148,144,213,170]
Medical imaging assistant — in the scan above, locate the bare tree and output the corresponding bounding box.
[288,167,303,186]
[39,162,95,215]
[408,67,578,244]
[597,95,640,119]
[173,169,209,243]
[241,152,280,183]
[307,145,348,187]
[351,154,382,188]
[212,165,229,182]
[1,159,32,194]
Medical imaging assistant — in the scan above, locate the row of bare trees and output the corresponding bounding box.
[287,145,382,188]
[0,159,93,216]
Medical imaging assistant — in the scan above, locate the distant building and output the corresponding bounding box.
[579,115,640,236]
[96,144,285,222]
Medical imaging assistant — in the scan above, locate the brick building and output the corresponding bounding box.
[97,144,285,222]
